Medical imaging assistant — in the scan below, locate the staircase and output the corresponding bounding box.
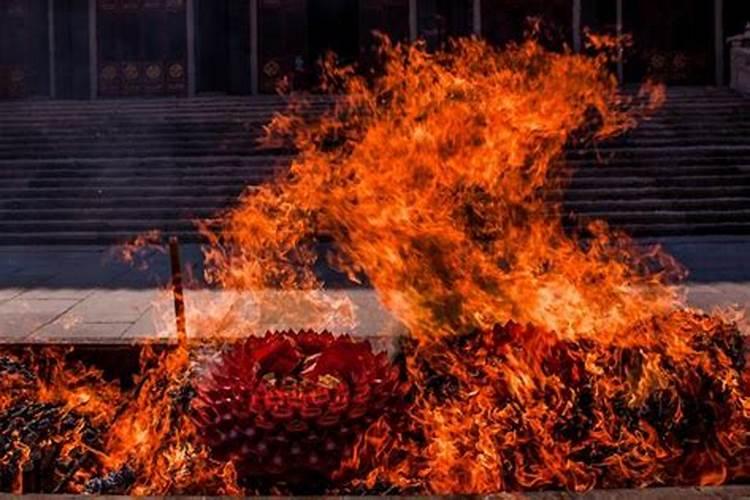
[0,97,328,245]
[0,88,748,245]
[566,87,750,236]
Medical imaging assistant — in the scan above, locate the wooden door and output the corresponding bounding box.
[196,0,251,94]
[359,0,409,49]
[623,0,714,84]
[418,0,473,50]
[358,0,408,78]
[258,0,307,93]
[97,0,187,97]
[0,0,49,98]
[481,0,572,49]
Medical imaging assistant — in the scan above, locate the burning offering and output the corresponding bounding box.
[1,37,748,495]
[192,331,404,483]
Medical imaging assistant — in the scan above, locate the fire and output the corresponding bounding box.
[203,37,674,346]
[1,36,749,494]
[200,36,749,493]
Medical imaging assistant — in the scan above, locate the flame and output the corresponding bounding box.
[199,36,749,493]
[203,36,677,345]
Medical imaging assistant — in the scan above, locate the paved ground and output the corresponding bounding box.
[0,237,747,344]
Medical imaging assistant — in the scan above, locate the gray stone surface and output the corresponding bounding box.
[0,238,747,344]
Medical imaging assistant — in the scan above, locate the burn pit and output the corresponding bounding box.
[2,37,750,495]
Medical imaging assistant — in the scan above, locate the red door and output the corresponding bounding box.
[623,0,714,84]
[418,0,473,50]
[0,0,49,98]
[258,0,307,93]
[360,0,409,48]
[97,0,188,97]
[481,0,573,49]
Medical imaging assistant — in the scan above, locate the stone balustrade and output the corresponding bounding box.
[729,23,750,94]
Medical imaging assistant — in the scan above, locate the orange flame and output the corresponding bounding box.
[199,36,748,493]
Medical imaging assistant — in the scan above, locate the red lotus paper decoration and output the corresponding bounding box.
[192,330,403,483]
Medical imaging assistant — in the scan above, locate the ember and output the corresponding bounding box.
[1,36,749,495]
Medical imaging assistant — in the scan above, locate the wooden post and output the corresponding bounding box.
[472,0,481,36]
[409,0,417,41]
[572,0,582,53]
[48,0,56,98]
[169,237,187,341]
[186,0,196,96]
[250,0,258,94]
[715,0,724,86]
[88,0,97,99]
[616,0,623,82]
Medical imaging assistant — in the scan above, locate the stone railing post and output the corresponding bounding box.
[728,23,750,94]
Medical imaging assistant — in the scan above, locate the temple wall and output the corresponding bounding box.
[0,0,745,99]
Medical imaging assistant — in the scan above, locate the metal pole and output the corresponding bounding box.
[169,237,187,341]
[409,0,418,41]
[48,0,56,98]
[186,0,196,96]
[715,0,724,86]
[616,0,623,83]
[250,0,259,94]
[572,0,582,53]
[88,0,97,99]
[473,0,481,36]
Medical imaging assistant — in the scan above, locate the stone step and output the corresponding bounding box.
[569,145,750,158]
[0,185,249,198]
[565,155,750,166]
[0,128,264,141]
[1,205,747,223]
[4,146,750,161]
[1,173,746,190]
[0,175,271,188]
[0,207,223,220]
[0,89,747,244]
[3,221,749,246]
[0,147,290,160]
[0,195,234,209]
[0,155,289,167]
[2,182,748,200]
[3,193,747,212]
[0,171,750,189]
[568,209,750,225]
[0,231,205,246]
[0,219,198,232]
[3,156,746,171]
[564,185,750,200]
[563,197,750,211]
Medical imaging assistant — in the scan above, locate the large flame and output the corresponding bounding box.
[200,36,748,493]
[204,36,676,345]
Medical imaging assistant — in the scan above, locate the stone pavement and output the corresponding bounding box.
[0,237,748,345]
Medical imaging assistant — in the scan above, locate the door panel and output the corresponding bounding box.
[54,0,91,99]
[358,0,408,77]
[481,0,572,49]
[97,0,187,97]
[196,0,251,95]
[418,0,472,50]
[258,0,307,93]
[623,0,714,84]
[0,0,49,98]
[359,0,409,49]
